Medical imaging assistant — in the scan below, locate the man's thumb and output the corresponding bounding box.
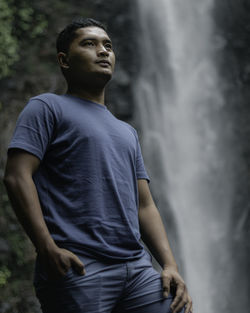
[71,255,85,275]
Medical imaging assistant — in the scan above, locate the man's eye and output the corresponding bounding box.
[84,41,94,46]
[105,43,112,50]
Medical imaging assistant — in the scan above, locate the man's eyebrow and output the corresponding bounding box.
[79,37,112,44]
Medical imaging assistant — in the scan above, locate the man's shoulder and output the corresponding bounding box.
[30,92,63,103]
[27,93,66,116]
[118,120,138,137]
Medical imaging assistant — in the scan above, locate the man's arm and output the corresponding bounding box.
[138,179,192,313]
[3,149,85,278]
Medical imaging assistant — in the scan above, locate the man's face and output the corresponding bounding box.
[63,26,115,83]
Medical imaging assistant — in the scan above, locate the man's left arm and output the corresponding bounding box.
[138,179,193,313]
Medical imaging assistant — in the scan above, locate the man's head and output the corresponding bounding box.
[56,18,115,88]
[56,18,107,54]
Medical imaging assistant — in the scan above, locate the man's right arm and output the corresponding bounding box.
[3,149,85,278]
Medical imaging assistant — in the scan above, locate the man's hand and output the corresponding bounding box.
[39,244,85,280]
[162,267,193,313]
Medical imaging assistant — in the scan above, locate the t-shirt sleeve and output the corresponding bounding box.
[8,98,55,160]
[134,131,150,183]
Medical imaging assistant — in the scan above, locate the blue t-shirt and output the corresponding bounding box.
[8,93,150,261]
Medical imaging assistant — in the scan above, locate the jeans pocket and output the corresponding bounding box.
[35,273,102,313]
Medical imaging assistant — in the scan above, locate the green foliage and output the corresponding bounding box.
[0,266,11,287]
[0,0,48,79]
[14,1,48,39]
[0,0,19,78]
[8,233,29,266]
[0,182,33,267]
[0,181,37,310]
[30,14,48,38]
[0,184,16,223]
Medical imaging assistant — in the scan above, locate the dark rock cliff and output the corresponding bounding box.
[213,1,250,308]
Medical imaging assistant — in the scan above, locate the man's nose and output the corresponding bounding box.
[97,45,109,56]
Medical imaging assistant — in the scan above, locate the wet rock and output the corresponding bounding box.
[0,238,10,259]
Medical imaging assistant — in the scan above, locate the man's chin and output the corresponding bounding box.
[93,71,113,84]
[70,71,113,88]
[97,68,113,77]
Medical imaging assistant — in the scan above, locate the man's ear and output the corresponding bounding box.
[57,52,69,69]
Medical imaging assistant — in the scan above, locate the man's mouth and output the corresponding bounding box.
[96,60,111,66]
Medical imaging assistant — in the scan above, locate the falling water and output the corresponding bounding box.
[135,1,237,312]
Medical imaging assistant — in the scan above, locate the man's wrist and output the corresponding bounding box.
[36,234,57,255]
[163,263,179,271]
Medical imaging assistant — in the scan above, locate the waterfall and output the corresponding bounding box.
[135,1,237,312]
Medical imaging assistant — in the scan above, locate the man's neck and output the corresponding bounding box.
[66,86,106,106]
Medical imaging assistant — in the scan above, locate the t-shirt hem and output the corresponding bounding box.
[137,175,150,183]
[57,241,146,262]
[8,142,43,160]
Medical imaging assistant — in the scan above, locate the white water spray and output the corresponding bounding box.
[135,1,235,312]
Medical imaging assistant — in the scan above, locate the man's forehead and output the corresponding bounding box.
[75,26,111,41]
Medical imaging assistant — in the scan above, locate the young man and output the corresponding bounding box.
[3,18,192,313]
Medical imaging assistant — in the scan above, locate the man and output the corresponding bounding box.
[3,18,192,313]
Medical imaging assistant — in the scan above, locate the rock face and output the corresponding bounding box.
[213,1,250,309]
[94,0,139,119]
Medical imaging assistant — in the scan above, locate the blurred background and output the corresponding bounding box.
[0,0,249,312]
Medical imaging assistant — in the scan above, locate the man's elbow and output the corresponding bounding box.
[3,172,17,189]
[3,169,26,190]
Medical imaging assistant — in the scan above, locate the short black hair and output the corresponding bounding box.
[56,18,107,53]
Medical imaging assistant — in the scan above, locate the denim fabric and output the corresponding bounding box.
[34,251,185,313]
